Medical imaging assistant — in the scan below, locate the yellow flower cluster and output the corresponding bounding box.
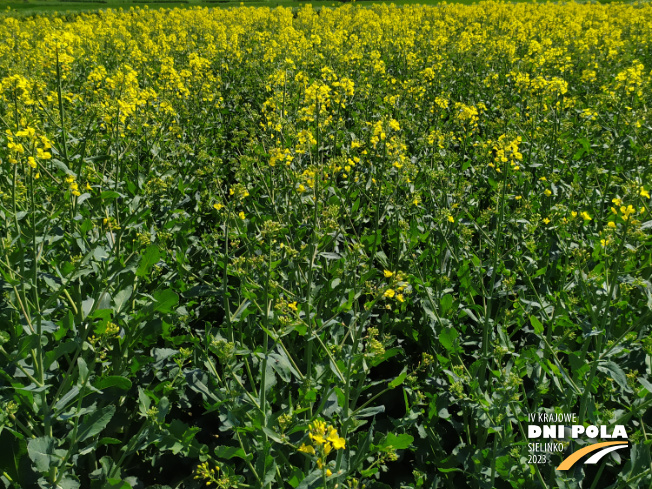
[298,420,345,473]
[5,128,52,167]
[382,270,409,303]
[611,202,637,221]
[194,461,235,488]
[66,175,81,197]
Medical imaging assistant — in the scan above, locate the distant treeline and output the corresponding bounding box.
[59,0,108,3]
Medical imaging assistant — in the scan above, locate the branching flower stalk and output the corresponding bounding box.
[578,218,630,426]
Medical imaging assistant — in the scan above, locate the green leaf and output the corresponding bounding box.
[153,289,179,313]
[288,467,305,488]
[113,285,133,313]
[78,357,89,384]
[28,437,65,472]
[78,405,116,442]
[389,368,408,389]
[45,340,77,370]
[440,293,453,315]
[439,326,459,352]
[0,430,27,483]
[360,467,379,477]
[354,405,385,418]
[295,469,323,489]
[262,427,285,444]
[98,437,122,446]
[138,387,151,413]
[93,376,132,391]
[380,433,414,450]
[136,245,160,277]
[58,476,81,489]
[269,351,301,381]
[530,316,544,334]
[638,377,652,396]
[100,190,122,201]
[369,347,401,367]
[158,419,201,456]
[93,247,110,261]
[319,252,341,260]
[81,297,95,320]
[104,479,133,489]
[54,386,80,412]
[215,445,248,460]
[597,361,632,393]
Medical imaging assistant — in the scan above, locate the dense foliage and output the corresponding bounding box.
[0,2,651,488]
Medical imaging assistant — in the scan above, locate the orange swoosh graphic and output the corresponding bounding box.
[557,441,628,470]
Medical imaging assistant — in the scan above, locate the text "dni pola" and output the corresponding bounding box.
[528,425,628,439]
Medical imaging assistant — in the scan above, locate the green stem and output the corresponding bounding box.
[489,431,498,488]
[305,159,321,402]
[479,156,508,389]
[578,221,628,425]
[55,47,70,165]
[260,245,273,424]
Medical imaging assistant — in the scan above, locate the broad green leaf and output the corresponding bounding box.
[0,430,27,483]
[28,437,65,472]
[389,369,408,389]
[136,245,160,277]
[530,316,544,334]
[153,289,179,313]
[639,377,652,396]
[380,432,414,450]
[78,405,116,442]
[104,479,133,489]
[100,190,121,201]
[440,293,453,315]
[354,405,385,418]
[93,376,132,391]
[54,386,80,412]
[439,326,459,352]
[597,361,632,393]
[58,476,81,489]
[295,469,322,489]
[77,357,89,384]
[215,445,248,460]
[113,285,133,313]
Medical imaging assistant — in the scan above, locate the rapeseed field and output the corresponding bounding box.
[0,2,651,488]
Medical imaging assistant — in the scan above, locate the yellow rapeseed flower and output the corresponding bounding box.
[327,429,346,450]
[298,444,315,455]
